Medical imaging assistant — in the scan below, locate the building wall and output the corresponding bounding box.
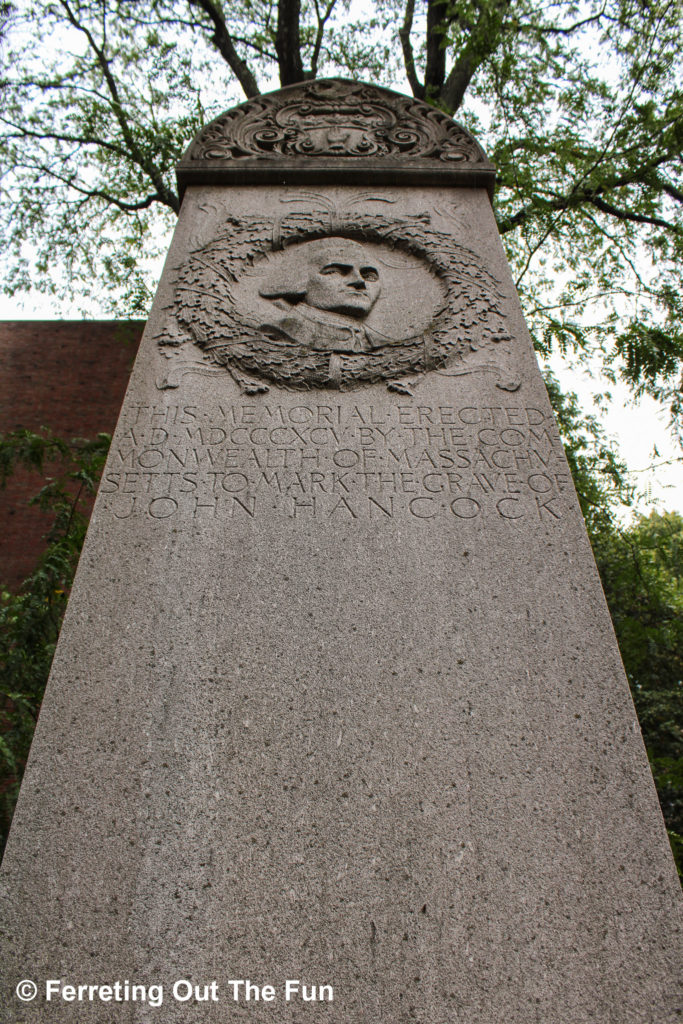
[0,321,144,589]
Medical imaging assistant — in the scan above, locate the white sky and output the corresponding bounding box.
[549,356,682,518]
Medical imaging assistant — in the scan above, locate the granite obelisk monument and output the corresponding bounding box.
[1,81,681,1022]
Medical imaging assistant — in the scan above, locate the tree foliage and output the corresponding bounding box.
[592,509,683,874]
[0,430,110,851]
[1,0,682,433]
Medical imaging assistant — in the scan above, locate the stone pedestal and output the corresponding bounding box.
[1,81,680,1023]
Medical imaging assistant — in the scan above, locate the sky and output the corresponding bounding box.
[549,356,683,518]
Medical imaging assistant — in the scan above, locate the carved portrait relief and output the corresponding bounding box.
[257,237,384,339]
[160,202,515,393]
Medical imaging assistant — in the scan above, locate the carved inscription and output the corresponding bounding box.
[101,402,571,524]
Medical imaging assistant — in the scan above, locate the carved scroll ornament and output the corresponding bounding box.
[177,80,495,193]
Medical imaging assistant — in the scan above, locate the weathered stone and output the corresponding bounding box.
[1,80,681,1023]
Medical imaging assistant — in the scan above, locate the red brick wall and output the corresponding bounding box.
[0,321,144,589]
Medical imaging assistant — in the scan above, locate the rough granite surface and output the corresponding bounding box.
[1,184,681,1024]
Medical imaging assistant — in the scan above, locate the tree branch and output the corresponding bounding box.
[440,0,514,113]
[580,207,652,290]
[276,0,304,85]
[57,0,179,211]
[231,35,278,62]
[589,195,677,231]
[498,149,682,235]
[1,119,131,160]
[399,0,424,99]
[441,51,475,113]
[310,0,337,79]
[651,175,683,205]
[525,8,608,36]
[22,161,170,213]
[424,0,448,99]
[186,0,260,98]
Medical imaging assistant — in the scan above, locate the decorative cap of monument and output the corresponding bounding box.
[177,79,495,197]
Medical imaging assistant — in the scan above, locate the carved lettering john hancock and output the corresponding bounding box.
[99,402,570,524]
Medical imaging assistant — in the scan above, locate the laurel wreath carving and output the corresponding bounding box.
[159,205,512,393]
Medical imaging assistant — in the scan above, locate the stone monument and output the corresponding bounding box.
[1,80,681,1023]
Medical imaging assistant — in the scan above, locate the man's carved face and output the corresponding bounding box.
[258,237,382,319]
[304,245,381,319]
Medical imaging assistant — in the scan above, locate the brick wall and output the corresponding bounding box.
[0,321,144,589]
